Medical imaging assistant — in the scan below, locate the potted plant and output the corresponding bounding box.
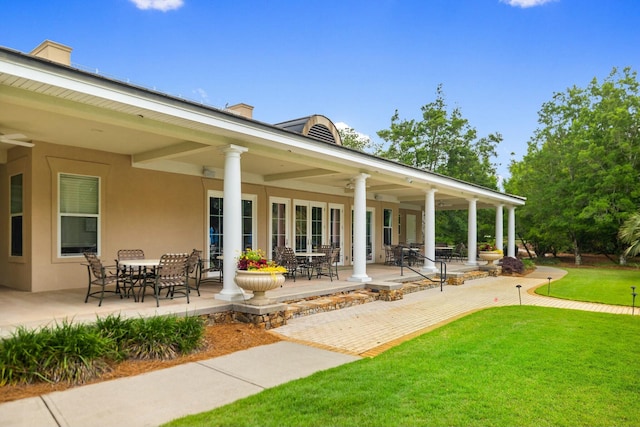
[478,243,503,265]
[234,249,287,305]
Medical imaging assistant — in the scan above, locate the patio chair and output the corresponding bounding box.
[384,245,396,265]
[280,247,301,282]
[142,253,190,307]
[187,249,202,296]
[393,245,415,266]
[315,247,340,281]
[199,251,222,284]
[83,252,122,307]
[451,243,466,262]
[116,249,145,299]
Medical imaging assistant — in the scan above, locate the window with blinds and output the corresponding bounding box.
[59,173,99,256]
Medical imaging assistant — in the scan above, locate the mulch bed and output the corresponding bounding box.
[0,323,281,404]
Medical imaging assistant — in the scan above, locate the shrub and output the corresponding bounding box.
[94,314,135,360]
[123,315,205,360]
[501,256,525,274]
[0,320,117,385]
[0,314,205,386]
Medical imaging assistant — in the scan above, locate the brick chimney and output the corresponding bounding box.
[226,103,254,119]
[30,40,72,66]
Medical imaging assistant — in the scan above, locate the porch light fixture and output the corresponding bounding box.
[202,167,215,178]
[405,177,413,184]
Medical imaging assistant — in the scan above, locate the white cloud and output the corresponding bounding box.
[500,0,557,8]
[335,122,373,142]
[130,0,184,12]
[193,88,209,104]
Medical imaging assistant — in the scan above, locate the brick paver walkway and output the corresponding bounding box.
[274,266,635,356]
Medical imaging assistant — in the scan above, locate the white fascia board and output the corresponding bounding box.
[1,57,525,207]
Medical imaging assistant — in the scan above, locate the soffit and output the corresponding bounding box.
[0,58,524,210]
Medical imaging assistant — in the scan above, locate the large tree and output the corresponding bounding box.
[375,84,501,188]
[505,67,640,264]
[375,85,502,244]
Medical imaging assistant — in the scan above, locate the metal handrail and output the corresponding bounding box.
[396,246,447,292]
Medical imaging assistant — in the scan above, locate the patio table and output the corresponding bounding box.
[118,259,160,301]
[435,247,454,261]
[296,252,326,279]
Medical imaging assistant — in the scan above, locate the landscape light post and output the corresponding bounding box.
[632,286,637,316]
[516,284,522,306]
[547,276,552,296]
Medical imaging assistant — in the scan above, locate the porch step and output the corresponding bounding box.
[282,269,490,320]
[285,290,379,319]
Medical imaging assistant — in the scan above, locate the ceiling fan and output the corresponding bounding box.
[0,133,34,148]
[437,201,453,208]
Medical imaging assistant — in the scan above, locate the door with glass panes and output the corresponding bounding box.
[207,191,256,265]
[269,197,290,261]
[293,200,325,253]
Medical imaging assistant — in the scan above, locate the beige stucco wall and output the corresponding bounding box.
[1,140,405,292]
[24,141,211,292]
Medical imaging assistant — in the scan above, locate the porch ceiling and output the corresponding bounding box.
[0,60,522,211]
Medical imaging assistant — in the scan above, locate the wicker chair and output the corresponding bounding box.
[83,252,122,306]
[142,253,190,307]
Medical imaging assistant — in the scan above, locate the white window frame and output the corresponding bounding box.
[58,173,100,258]
[206,190,257,261]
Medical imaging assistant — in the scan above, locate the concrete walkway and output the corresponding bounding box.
[1,266,634,427]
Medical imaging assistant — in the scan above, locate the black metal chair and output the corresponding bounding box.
[280,247,301,282]
[116,249,146,299]
[142,253,190,307]
[315,247,340,281]
[187,249,202,296]
[83,252,122,307]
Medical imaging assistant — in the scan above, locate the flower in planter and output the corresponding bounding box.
[237,248,287,272]
[478,243,502,253]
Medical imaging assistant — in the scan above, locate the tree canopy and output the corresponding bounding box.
[505,67,640,263]
[375,84,501,189]
[374,85,502,244]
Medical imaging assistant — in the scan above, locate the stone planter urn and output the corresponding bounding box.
[478,251,502,265]
[234,270,285,305]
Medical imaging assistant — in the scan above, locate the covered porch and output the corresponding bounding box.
[0,261,484,338]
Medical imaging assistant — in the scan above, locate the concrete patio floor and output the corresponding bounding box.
[0,261,477,338]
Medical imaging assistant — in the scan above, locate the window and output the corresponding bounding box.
[383,208,393,246]
[59,174,99,256]
[10,174,23,256]
[208,192,256,258]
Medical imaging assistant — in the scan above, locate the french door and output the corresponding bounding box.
[351,207,375,263]
[269,197,290,261]
[293,200,325,253]
[328,203,344,265]
[207,190,256,262]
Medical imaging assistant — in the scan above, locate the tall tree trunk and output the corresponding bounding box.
[572,237,582,265]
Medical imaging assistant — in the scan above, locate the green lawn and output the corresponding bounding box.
[535,267,640,306]
[164,306,640,427]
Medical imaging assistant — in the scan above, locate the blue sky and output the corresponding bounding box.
[2,0,639,179]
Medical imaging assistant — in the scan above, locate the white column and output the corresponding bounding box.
[507,206,516,258]
[216,144,249,302]
[348,173,372,283]
[466,198,478,265]
[422,188,437,272]
[495,204,504,254]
